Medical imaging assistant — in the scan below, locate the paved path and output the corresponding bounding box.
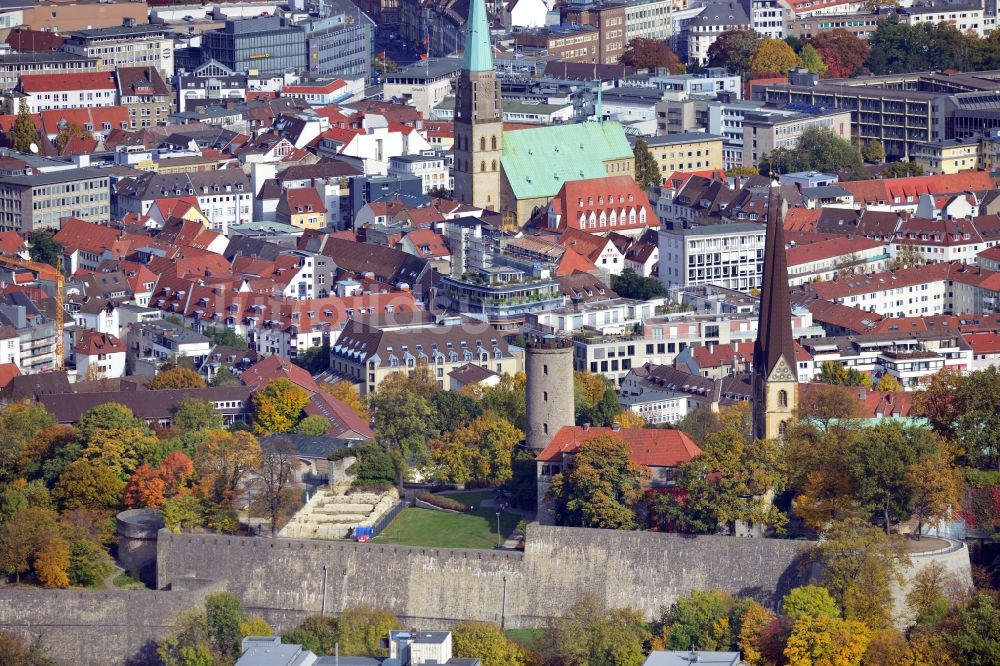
[480,497,532,549]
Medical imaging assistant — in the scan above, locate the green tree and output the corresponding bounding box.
[552,593,650,666]
[798,44,828,76]
[27,230,63,268]
[862,139,886,164]
[944,593,1000,665]
[620,38,684,73]
[67,538,115,587]
[451,622,525,666]
[342,443,398,487]
[549,434,646,529]
[633,139,662,190]
[812,518,907,628]
[849,422,938,533]
[478,372,526,431]
[765,128,863,176]
[658,426,785,534]
[150,367,206,390]
[782,586,840,621]
[884,160,926,178]
[252,378,311,435]
[158,609,218,666]
[78,402,150,442]
[202,326,249,350]
[8,99,39,154]
[368,369,436,478]
[53,459,125,511]
[335,606,401,657]
[430,390,482,434]
[611,268,667,300]
[162,494,206,533]
[283,615,339,655]
[818,361,871,388]
[211,367,241,387]
[659,590,736,651]
[293,415,330,436]
[53,121,93,154]
[0,506,59,582]
[707,29,763,80]
[951,367,1000,470]
[750,38,800,76]
[205,592,247,660]
[906,560,955,625]
[0,401,56,481]
[294,343,330,374]
[174,398,224,433]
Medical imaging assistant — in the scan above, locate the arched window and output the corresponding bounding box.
[492,160,497,171]
[778,421,787,437]
[778,390,788,407]
[481,160,486,172]
[491,136,497,150]
[480,137,486,151]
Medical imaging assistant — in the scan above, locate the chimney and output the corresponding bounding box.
[859,387,867,400]
[582,423,590,431]
[707,343,714,354]
[611,421,621,431]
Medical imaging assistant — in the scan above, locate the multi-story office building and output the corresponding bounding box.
[761,74,939,162]
[301,0,375,83]
[201,17,307,76]
[741,107,852,169]
[658,222,767,291]
[645,132,725,181]
[623,0,675,42]
[381,58,461,118]
[911,137,981,175]
[516,25,601,63]
[114,170,252,234]
[0,168,110,233]
[898,4,989,38]
[645,69,742,101]
[786,11,882,40]
[62,20,175,77]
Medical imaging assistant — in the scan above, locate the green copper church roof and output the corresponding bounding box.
[501,121,634,201]
[463,0,493,72]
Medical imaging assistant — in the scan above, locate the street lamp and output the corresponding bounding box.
[496,511,502,548]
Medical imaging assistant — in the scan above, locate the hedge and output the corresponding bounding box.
[416,492,469,512]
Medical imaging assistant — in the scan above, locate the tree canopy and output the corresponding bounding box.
[619,38,684,73]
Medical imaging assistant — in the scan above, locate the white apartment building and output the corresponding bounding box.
[685,2,751,66]
[811,262,952,317]
[624,0,676,42]
[786,237,891,286]
[899,4,989,38]
[645,69,742,102]
[659,222,767,292]
[747,0,786,38]
[802,332,973,389]
[114,170,253,235]
[387,154,451,194]
[13,72,117,113]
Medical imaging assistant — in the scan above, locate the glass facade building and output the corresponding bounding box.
[201,17,307,75]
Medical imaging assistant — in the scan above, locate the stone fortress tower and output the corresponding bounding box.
[525,335,575,452]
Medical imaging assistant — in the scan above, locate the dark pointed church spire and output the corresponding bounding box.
[753,182,797,440]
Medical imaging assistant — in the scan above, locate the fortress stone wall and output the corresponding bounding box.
[0,581,225,665]
[156,525,815,631]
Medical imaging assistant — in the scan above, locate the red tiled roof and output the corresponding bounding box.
[19,72,115,93]
[241,355,316,392]
[800,383,915,418]
[60,135,98,157]
[0,362,20,388]
[783,207,822,232]
[839,172,998,206]
[549,175,657,233]
[786,236,883,267]
[282,187,327,215]
[53,218,123,255]
[805,299,883,333]
[282,80,347,95]
[812,262,954,300]
[401,229,449,259]
[75,331,125,356]
[537,426,702,468]
[558,227,615,262]
[0,231,25,256]
[964,331,1000,355]
[555,247,596,276]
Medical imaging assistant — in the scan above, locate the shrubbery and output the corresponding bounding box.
[417,492,468,512]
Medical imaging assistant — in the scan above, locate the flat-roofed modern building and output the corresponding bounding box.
[0,168,111,233]
[62,20,175,76]
[201,16,307,76]
[0,52,100,91]
[645,132,725,182]
[658,222,767,291]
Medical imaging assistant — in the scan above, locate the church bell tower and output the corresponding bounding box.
[453,0,502,211]
[752,184,797,441]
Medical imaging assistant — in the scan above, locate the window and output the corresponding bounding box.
[778,420,787,437]
[778,390,788,407]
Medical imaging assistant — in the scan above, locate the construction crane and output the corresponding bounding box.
[0,254,65,370]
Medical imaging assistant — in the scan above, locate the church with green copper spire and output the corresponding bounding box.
[453,0,502,211]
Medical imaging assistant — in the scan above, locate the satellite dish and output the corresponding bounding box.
[28,143,38,155]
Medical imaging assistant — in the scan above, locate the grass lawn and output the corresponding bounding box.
[504,628,548,652]
[375,490,520,549]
